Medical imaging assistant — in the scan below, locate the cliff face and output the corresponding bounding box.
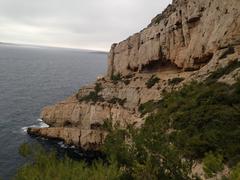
[107,0,240,76]
[28,0,240,151]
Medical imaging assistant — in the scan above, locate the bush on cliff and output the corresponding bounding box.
[138,100,160,115]
[79,83,104,103]
[15,78,240,179]
[203,152,224,178]
[206,59,240,84]
[168,77,185,85]
[230,162,240,180]
[111,73,122,84]
[145,75,160,88]
[15,143,123,180]
[102,80,240,179]
[108,97,127,106]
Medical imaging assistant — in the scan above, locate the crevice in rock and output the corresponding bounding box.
[187,15,201,29]
[193,53,214,65]
[140,59,180,73]
[127,64,138,72]
[64,121,73,127]
[90,122,103,130]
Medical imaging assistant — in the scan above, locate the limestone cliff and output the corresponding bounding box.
[28,0,240,151]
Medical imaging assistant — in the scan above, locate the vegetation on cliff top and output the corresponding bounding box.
[145,75,160,88]
[79,83,104,104]
[15,76,240,179]
[168,77,185,85]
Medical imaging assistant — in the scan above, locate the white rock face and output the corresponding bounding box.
[28,0,240,151]
[107,0,240,76]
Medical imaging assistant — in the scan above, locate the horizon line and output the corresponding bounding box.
[0,41,109,53]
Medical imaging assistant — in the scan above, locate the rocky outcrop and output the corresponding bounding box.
[28,0,240,152]
[28,128,107,150]
[107,0,240,76]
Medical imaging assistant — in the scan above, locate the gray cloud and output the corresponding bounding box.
[0,0,171,51]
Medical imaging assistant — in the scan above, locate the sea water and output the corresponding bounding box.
[0,44,107,179]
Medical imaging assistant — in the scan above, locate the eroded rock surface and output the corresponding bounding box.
[107,0,240,76]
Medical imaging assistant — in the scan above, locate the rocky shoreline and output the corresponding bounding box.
[28,0,240,151]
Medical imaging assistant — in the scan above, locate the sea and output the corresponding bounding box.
[0,44,107,179]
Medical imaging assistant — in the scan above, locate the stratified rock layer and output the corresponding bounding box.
[28,0,240,151]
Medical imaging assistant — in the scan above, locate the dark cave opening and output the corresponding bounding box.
[141,59,180,73]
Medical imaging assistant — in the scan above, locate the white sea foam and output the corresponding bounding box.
[21,119,49,133]
[58,141,68,149]
[21,126,28,133]
[70,145,75,149]
[39,122,49,128]
[37,118,43,122]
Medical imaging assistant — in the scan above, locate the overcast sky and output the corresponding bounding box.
[0,0,171,51]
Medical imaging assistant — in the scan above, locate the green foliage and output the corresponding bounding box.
[80,91,104,103]
[168,77,185,85]
[15,70,240,179]
[110,73,132,85]
[108,97,127,106]
[203,152,224,178]
[111,73,122,85]
[230,162,240,180]
[79,83,104,103]
[102,129,134,168]
[103,79,240,179]
[19,143,33,158]
[103,122,191,179]
[206,59,240,84]
[94,83,103,93]
[15,143,123,180]
[102,118,113,132]
[162,81,240,162]
[152,14,162,25]
[138,100,160,115]
[145,75,160,88]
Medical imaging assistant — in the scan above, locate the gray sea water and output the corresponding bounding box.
[0,44,107,179]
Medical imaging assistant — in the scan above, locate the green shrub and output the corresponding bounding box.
[102,129,134,168]
[146,75,160,88]
[15,143,123,180]
[103,116,191,179]
[94,83,103,93]
[111,73,133,85]
[111,73,122,84]
[19,143,33,158]
[138,100,160,115]
[16,71,240,179]
[102,118,113,132]
[165,81,240,161]
[230,162,240,180]
[79,83,104,103]
[168,77,185,85]
[206,59,240,84]
[152,14,162,25]
[203,152,224,178]
[80,91,104,103]
[108,97,127,106]
[103,79,240,179]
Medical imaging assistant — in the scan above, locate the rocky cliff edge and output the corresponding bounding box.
[28,0,240,151]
